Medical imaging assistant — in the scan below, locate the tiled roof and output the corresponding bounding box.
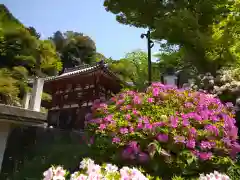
[32,61,129,87]
[44,64,104,82]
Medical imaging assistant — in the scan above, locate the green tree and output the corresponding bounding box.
[109,50,159,90]
[103,0,240,73]
[95,52,107,62]
[0,5,62,105]
[0,68,20,105]
[50,31,97,71]
[27,26,41,39]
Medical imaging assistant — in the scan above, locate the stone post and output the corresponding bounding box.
[22,92,31,109]
[29,78,44,112]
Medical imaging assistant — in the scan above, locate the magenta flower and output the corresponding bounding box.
[182,119,190,127]
[147,98,154,103]
[186,139,196,149]
[144,123,152,130]
[112,137,121,144]
[120,128,128,134]
[89,137,94,145]
[87,83,240,170]
[200,141,212,150]
[138,152,149,162]
[170,116,178,128]
[137,123,143,129]
[230,142,240,157]
[152,88,159,96]
[157,134,168,142]
[129,126,134,133]
[204,125,219,136]
[198,152,212,161]
[122,147,135,160]
[152,122,165,128]
[128,141,140,153]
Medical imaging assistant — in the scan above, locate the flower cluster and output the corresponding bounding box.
[199,171,230,180]
[86,83,240,174]
[43,158,149,180]
[43,166,66,180]
[191,67,240,101]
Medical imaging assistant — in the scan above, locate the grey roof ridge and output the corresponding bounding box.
[44,64,102,82]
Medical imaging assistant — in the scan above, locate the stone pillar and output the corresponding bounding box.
[29,78,44,112]
[22,92,31,109]
[0,122,10,172]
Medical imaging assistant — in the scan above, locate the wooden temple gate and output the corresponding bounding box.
[43,63,124,130]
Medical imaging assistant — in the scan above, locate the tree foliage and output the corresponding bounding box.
[50,31,97,71]
[0,4,62,105]
[109,50,160,90]
[0,4,103,105]
[0,68,20,105]
[104,0,240,73]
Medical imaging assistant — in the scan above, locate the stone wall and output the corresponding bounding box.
[0,104,46,177]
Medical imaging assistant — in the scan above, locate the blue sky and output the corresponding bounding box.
[2,0,159,60]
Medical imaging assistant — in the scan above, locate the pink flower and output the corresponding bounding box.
[170,116,178,128]
[104,115,113,122]
[132,109,139,115]
[54,166,66,177]
[125,114,131,120]
[129,126,134,133]
[43,168,53,180]
[133,95,141,104]
[99,124,106,130]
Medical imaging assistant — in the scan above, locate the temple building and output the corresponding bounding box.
[42,61,125,130]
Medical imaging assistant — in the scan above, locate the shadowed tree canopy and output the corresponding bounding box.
[50,31,97,71]
[104,0,240,74]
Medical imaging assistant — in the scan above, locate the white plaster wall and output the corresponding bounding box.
[0,122,10,172]
[163,75,178,86]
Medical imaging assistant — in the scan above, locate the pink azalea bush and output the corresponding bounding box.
[43,158,149,180]
[86,83,240,177]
